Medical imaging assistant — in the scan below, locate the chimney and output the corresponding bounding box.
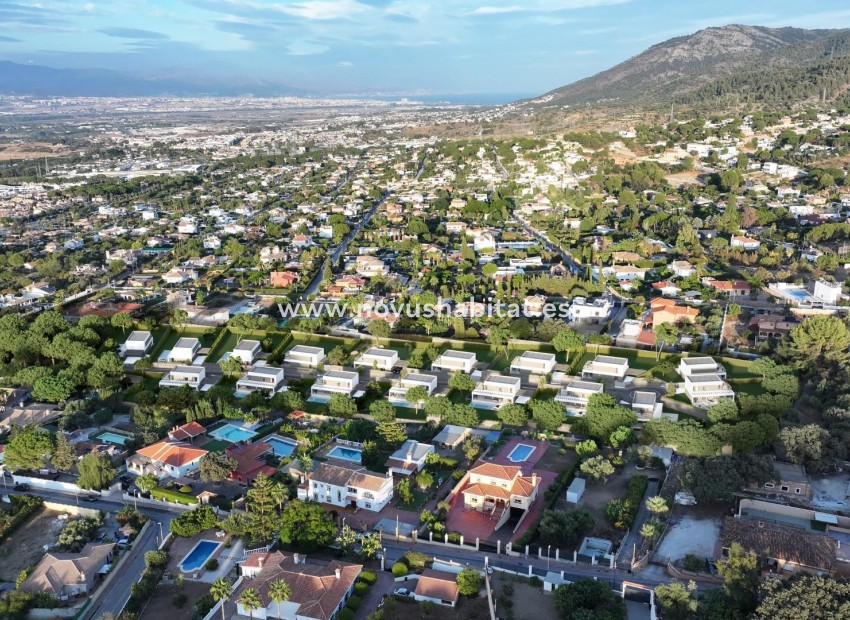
[532,473,538,486]
[406,448,413,463]
[293,553,299,564]
[335,568,341,580]
[258,555,265,569]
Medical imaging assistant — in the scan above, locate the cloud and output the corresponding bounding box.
[98,27,169,39]
[0,35,22,42]
[280,0,371,20]
[215,20,279,36]
[338,60,353,66]
[472,5,525,15]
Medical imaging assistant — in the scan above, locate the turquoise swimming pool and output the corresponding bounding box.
[209,423,256,443]
[327,445,362,463]
[93,431,129,446]
[507,443,536,463]
[266,436,298,457]
[179,540,220,572]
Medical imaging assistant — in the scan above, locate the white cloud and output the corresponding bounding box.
[280,0,370,20]
[472,5,525,15]
[338,60,353,66]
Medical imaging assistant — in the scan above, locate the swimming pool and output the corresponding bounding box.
[785,288,810,300]
[209,423,257,443]
[94,431,129,446]
[179,540,220,572]
[327,445,362,463]
[266,436,298,457]
[506,444,536,463]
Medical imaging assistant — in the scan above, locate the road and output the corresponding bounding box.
[515,215,589,279]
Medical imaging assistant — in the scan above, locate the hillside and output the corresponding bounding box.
[527,25,850,110]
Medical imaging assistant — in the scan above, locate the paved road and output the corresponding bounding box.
[515,215,589,279]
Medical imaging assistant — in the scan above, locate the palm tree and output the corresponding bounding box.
[640,521,659,541]
[238,588,262,620]
[268,579,291,619]
[645,496,669,517]
[210,578,232,620]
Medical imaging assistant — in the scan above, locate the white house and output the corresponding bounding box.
[582,355,629,380]
[814,279,843,305]
[632,391,663,421]
[162,268,198,284]
[510,351,557,376]
[567,297,613,323]
[678,357,726,379]
[731,236,760,251]
[388,373,438,405]
[231,339,261,364]
[236,365,286,395]
[127,440,207,479]
[385,439,435,476]
[302,461,393,512]
[284,345,326,368]
[413,569,460,608]
[671,261,695,278]
[352,347,399,371]
[176,220,197,234]
[168,338,201,363]
[471,373,521,409]
[555,380,604,416]
[159,365,206,390]
[472,232,496,253]
[203,236,221,250]
[678,357,734,406]
[431,350,477,374]
[355,256,389,277]
[124,331,153,355]
[310,370,359,401]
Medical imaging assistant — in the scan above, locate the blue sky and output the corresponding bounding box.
[1,0,850,97]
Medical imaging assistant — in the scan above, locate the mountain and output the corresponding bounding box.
[528,25,850,110]
[0,61,304,97]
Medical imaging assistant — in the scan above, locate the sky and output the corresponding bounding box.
[2,0,850,98]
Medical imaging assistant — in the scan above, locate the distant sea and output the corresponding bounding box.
[371,93,532,106]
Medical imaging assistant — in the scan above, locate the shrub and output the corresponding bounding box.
[391,561,408,577]
[359,570,377,585]
[403,551,431,569]
[195,594,215,617]
[353,582,370,597]
[345,595,362,611]
[205,558,219,571]
[529,576,541,587]
[144,549,169,569]
[171,592,187,608]
[338,609,355,620]
[179,485,193,494]
[683,554,705,572]
[171,505,218,537]
[447,531,461,544]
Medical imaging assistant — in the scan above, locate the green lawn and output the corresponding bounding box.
[718,357,758,380]
[395,485,432,512]
[201,439,233,452]
[290,332,360,353]
[158,327,219,356]
[730,379,766,396]
[151,488,198,505]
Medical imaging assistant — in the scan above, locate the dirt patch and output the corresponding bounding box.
[491,571,557,620]
[0,142,71,161]
[665,171,703,187]
[554,465,639,539]
[138,581,211,620]
[534,445,577,475]
[656,515,721,561]
[0,507,66,581]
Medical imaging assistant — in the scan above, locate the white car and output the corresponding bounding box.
[393,588,413,598]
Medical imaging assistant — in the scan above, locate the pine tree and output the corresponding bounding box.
[245,472,279,543]
[51,432,76,472]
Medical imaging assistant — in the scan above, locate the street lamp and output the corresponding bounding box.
[157,521,164,545]
[547,545,551,570]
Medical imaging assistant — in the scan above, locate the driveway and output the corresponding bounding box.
[355,567,394,619]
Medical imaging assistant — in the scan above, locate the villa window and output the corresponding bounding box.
[764,483,774,489]
[795,488,801,494]
[348,487,357,493]
[780,485,789,492]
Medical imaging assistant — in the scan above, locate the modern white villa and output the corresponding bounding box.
[124,330,153,355]
[510,351,557,375]
[632,391,663,420]
[310,370,359,400]
[236,365,287,395]
[168,337,201,364]
[388,372,438,405]
[567,296,613,323]
[284,345,327,368]
[555,380,604,416]
[301,461,394,512]
[431,350,477,374]
[231,339,261,364]
[159,365,206,390]
[352,347,399,371]
[678,357,734,406]
[471,373,521,409]
[581,355,629,380]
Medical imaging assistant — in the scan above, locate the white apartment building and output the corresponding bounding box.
[124,331,153,355]
[236,365,286,395]
[302,462,393,512]
[471,373,521,409]
[567,297,613,324]
[631,391,663,421]
[231,339,261,364]
[678,357,726,379]
[168,338,201,364]
[352,348,399,371]
[159,365,206,390]
[284,345,326,368]
[678,357,734,406]
[510,351,557,376]
[814,279,843,305]
[431,350,477,374]
[582,355,629,380]
[555,380,604,416]
[388,373,438,405]
[310,370,359,401]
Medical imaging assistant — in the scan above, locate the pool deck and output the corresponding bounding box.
[166,529,231,581]
[489,437,548,474]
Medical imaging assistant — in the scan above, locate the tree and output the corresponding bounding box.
[443,403,479,427]
[32,375,75,402]
[210,578,232,620]
[77,453,116,490]
[405,386,429,411]
[683,454,776,503]
[4,426,53,472]
[554,579,624,620]
[335,524,358,553]
[580,456,615,484]
[220,357,244,379]
[171,505,218,537]
[268,580,291,620]
[530,399,564,431]
[496,403,527,426]
[708,399,739,423]
[199,452,238,483]
[424,396,452,418]
[780,424,830,471]
[172,308,189,332]
[717,542,760,612]
[369,399,395,423]
[416,470,434,491]
[779,315,850,372]
[448,372,475,392]
[654,581,699,620]
[640,520,660,541]
[609,426,634,449]
[110,312,134,335]
[238,588,262,620]
[327,346,349,366]
[754,575,850,620]
[328,394,358,418]
[396,478,413,504]
[584,393,637,440]
[575,439,598,459]
[762,373,800,398]
[462,435,483,462]
[360,533,382,560]
[645,496,669,516]
[537,508,595,547]
[136,473,160,494]
[51,432,76,472]
[551,328,584,360]
[278,500,336,550]
[366,319,391,339]
[455,568,481,597]
[245,472,280,543]
[376,422,407,446]
[654,321,678,359]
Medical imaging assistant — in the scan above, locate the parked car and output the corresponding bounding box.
[12,483,31,492]
[81,495,99,503]
[392,588,413,598]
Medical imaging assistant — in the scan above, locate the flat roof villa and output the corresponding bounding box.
[388,372,438,405]
[567,296,612,323]
[159,365,206,390]
[352,347,399,371]
[582,355,629,380]
[168,337,201,364]
[632,391,663,420]
[678,357,727,379]
[236,365,286,395]
[471,373,521,409]
[431,350,477,374]
[124,330,153,355]
[510,351,557,376]
[681,374,735,406]
[310,370,360,401]
[284,345,326,368]
[231,339,262,364]
[555,380,604,416]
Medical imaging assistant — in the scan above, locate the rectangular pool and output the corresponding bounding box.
[209,423,257,443]
[506,444,536,463]
[266,436,298,457]
[94,431,129,446]
[327,445,362,463]
[179,540,220,572]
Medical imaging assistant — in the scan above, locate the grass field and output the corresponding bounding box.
[200,439,232,452]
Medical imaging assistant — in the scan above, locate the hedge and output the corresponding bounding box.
[345,595,362,611]
[391,562,408,577]
[358,570,377,585]
[611,475,649,530]
[338,609,355,620]
[0,495,43,545]
[353,582,370,597]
